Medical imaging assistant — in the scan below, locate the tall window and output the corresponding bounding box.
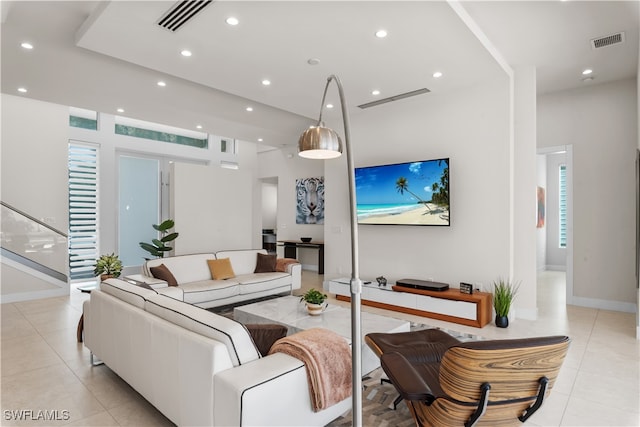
[559,164,567,248]
[68,142,99,280]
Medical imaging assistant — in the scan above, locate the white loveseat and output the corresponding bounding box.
[142,249,301,309]
[83,278,351,426]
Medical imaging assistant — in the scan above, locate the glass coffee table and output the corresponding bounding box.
[234,295,410,375]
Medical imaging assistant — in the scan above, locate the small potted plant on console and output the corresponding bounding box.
[94,253,123,281]
[300,288,328,316]
[492,277,520,328]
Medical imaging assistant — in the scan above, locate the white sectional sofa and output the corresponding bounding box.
[142,249,301,309]
[83,278,350,426]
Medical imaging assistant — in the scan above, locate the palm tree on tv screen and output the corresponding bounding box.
[431,161,449,209]
[395,176,432,212]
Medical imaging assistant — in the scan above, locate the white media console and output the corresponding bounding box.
[327,278,492,328]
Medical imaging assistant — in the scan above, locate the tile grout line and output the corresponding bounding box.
[557,307,600,426]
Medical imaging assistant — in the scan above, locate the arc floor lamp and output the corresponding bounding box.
[297,75,363,427]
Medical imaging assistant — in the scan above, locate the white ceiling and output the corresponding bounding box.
[2,1,638,149]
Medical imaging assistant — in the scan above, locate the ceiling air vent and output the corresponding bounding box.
[358,88,431,109]
[591,32,625,49]
[157,0,213,32]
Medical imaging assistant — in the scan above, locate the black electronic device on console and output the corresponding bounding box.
[459,282,474,294]
[396,278,449,292]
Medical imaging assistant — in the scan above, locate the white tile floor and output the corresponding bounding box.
[1,270,638,426]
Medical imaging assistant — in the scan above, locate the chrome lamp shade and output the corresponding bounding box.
[298,126,343,159]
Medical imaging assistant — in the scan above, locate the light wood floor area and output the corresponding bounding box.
[1,270,638,426]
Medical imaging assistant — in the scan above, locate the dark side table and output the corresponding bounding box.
[278,240,325,274]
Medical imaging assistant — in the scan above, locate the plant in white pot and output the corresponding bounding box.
[492,277,520,328]
[300,288,328,316]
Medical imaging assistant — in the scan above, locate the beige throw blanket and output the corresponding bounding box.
[268,327,352,411]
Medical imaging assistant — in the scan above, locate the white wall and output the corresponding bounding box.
[538,78,637,310]
[259,149,325,242]
[172,145,258,254]
[512,65,538,320]
[637,33,640,338]
[261,181,278,230]
[1,95,69,232]
[1,94,70,300]
[258,148,325,269]
[323,78,511,295]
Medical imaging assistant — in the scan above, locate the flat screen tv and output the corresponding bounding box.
[355,158,449,226]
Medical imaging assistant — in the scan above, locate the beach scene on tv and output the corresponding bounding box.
[355,158,449,225]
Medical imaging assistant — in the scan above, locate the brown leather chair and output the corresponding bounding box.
[370,332,570,427]
[365,328,462,409]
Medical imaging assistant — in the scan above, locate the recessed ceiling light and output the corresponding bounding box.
[258,138,263,142]
[326,104,334,109]
[180,50,192,57]
[307,58,320,66]
[582,69,593,75]
[196,125,202,129]
[157,81,167,87]
[371,90,381,96]
[17,87,27,93]
[246,107,253,112]
[226,17,239,26]
[117,108,125,113]
[433,71,443,78]
[262,79,271,86]
[21,42,33,50]
[375,29,388,38]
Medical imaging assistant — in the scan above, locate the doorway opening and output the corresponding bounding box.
[261,177,278,255]
[536,145,573,308]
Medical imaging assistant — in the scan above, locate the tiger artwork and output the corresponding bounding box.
[296,177,325,224]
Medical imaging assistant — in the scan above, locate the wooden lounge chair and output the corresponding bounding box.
[370,332,570,427]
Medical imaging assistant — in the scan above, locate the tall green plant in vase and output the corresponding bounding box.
[139,219,179,259]
[492,277,520,328]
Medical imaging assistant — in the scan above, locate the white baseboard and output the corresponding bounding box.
[545,265,567,272]
[301,264,318,272]
[568,295,637,313]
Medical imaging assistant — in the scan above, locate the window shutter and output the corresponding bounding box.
[559,165,567,248]
[68,142,99,280]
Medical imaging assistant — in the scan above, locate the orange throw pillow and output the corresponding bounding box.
[207,258,236,280]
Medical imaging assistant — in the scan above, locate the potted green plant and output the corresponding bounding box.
[94,253,122,281]
[300,288,328,316]
[492,277,520,328]
[139,219,179,259]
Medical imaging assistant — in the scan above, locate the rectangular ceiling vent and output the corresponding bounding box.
[157,0,213,32]
[358,88,431,109]
[591,32,625,49]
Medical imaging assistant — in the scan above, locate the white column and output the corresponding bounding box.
[513,65,538,321]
